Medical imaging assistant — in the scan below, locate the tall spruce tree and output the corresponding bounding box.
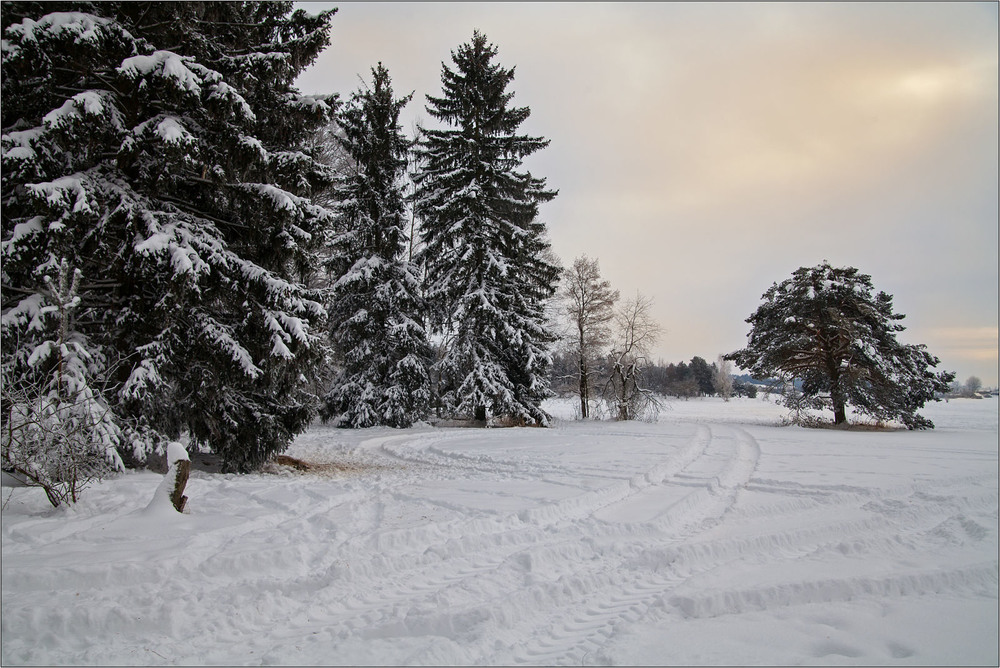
[2,2,338,472]
[413,31,559,425]
[322,63,431,428]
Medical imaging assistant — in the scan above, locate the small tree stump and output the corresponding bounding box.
[170,459,190,513]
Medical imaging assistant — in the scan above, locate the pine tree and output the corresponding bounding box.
[2,2,338,471]
[689,356,715,396]
[726,262,955,429]
[413,31,559,425]
[322,63,431,428]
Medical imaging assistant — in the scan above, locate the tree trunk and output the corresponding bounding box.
[831,382,848,426]
[474,405,487,423]
[833,400,847,426]
[829,361,848,427]
[579,357,589,419]
[616,367,630,420]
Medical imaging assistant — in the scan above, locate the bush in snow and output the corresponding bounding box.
[1,259,124,507]
[714,354,734,401]
[2,3,338,471]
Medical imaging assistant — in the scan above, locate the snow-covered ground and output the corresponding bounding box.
[2,396,997,665]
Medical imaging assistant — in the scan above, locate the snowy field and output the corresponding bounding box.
[2,396,997,666]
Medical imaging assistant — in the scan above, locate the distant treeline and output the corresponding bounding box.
[549,353,774,399]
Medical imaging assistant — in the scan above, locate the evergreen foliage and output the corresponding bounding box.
[413,31,559,425]
[322,63,431,427]
[726,262,955,429]
[2,2,338,472]
[688,356,715,397]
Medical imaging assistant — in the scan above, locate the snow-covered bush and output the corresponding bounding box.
[1,260,123,507]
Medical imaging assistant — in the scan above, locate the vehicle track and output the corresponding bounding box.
[171,423,755,663]
[316,422,994,665]
[4,420,995,666]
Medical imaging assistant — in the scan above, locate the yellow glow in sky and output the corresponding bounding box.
[295,2,999,385]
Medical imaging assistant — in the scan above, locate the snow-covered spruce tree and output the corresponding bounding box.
[413,31,559,425]
[2,3,338,472]
[322,63,431,428]
[726,262,955,429]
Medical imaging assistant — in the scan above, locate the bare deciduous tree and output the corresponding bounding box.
[714,354,734,401]
[560,255,619,419]
[604,293,662,421]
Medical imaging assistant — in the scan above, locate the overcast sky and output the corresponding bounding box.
[294,2,999,386]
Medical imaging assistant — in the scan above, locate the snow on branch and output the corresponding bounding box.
[27,175,95,215]
[118,50,206,96]
[1,128,43,163]
[121,356,165,402]
[3,12,111,48]
[198,316,262,379]
[283,92,334,114]
[153,117,196,146]
[264,310,310,359]
[242,183,330,225]
[0,217,44,258]
[42,90,123,132]
[118,50,255,126]
[133,214,211,280]
[206,81,255,122]
[0,293,47,333]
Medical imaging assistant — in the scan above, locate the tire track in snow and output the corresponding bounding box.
[131,424,725,658]
[4,418,996,666]
[245,426,721,640]
[286,424,757,665]
[477,425,761,664]
[668,561,999,619]
[459,425,995,665]
[8,427,702,659]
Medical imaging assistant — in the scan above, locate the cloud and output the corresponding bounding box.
[295,2,998,384]
[544,4,997,221]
